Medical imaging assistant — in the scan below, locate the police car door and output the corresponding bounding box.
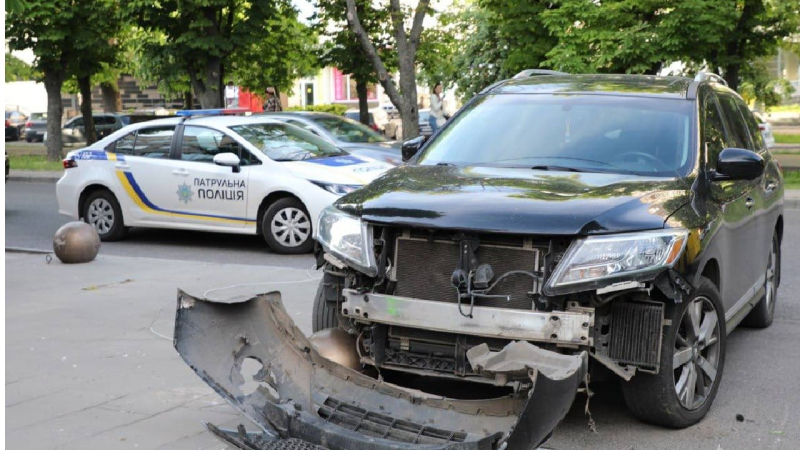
[108,125,180,225]
[174,125,250,228]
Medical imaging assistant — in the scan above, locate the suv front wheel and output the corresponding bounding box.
[621,277,726,428]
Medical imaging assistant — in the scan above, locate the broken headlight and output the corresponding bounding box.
[545,229,687,295]
[316,205,378,276]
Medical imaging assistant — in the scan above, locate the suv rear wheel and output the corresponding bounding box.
[742,231,779,328]
[621,276,725,428]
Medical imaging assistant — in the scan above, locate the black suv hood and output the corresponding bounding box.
[337,165,691,235]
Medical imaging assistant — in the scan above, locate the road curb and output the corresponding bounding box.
[8,172,62,183]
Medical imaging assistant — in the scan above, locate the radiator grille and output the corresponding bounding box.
[608,301,664,371]
[394,237,540,309]
[318,397,467,445]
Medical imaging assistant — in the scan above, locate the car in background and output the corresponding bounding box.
[24,112,48,142]
[5,151,9,182]
[752,111,776,148]
[385,109,433,140]
[5,111,27,141]
[344,110,380,132]
[56,113,127,144]
[264,111,402,165]
[56,115,392,254]
[418,108,433,137]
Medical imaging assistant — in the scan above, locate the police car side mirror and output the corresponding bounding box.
[213,153,241,173]
[401,135,427,162]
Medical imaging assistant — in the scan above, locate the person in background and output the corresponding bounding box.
[264,87,282,112]
[225,81,239,108]
[429,82,445,133]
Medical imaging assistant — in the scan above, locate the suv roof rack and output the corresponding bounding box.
[693,71,728,86]
[512,69,569,79]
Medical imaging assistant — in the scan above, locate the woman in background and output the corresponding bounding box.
[429,82,445,133]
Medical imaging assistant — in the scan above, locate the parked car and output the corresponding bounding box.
[56,113,127,144]
[5,110,27,141]
[752,111,776,148]
[24,112,48,142]
[418,108,433,136]
[385,109,433,140]
[264,112,402,165]
[56,115,392,254]
[343,110,380,132]
[174,72,785,450]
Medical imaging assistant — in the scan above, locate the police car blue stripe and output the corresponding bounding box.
[308,156,364,167]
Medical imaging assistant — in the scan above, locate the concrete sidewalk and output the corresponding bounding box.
[5,251,321,450]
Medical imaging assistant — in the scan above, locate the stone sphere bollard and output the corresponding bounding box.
[53,221,101,264]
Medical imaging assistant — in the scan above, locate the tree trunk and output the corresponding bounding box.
[724,63,740,92]
[184,91,194,110]
[100,80,122,113]
[189,57,222,109]
[43,70,65,162]
[356,79,369,125]
[78,75,97,145]
[398,56,420,139]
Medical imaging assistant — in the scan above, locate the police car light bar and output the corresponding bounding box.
[175,108,251,117]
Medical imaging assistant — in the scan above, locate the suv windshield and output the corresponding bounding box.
[230,122,346,161]
[312,116,387,143]
[418,94,695,177]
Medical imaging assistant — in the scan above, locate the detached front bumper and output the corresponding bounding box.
[174,290,588,450]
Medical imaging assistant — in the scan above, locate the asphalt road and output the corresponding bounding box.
[5,179,800,449]
[4,180,315,269]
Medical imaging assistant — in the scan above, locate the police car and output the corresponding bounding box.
[55,113,392,254]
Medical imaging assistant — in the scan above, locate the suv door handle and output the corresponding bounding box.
[745,197,754,209]
[114,163,130,170]
[172,168,189,176]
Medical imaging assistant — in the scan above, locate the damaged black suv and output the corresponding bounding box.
[174,72,783,450]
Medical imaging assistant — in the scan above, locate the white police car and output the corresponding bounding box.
[55,114,392,254]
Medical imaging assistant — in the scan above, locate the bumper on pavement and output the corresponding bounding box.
[174,290,587,450]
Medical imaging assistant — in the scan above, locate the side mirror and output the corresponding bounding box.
[213,153,241,173]
[713,148,764,181]
[401,135,427,162]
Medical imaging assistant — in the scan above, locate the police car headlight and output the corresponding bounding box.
[544,229,688,295]
[311,181,361,195]
[316,205,377,276]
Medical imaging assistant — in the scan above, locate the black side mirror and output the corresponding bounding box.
[401,135,427,162]
[713,148,764,181]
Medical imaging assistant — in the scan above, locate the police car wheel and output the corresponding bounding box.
[262,198,313,254]
[82,190,127,241]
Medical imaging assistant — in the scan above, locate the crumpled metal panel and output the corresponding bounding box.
[173,290,587,450]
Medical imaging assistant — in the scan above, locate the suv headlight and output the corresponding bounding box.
[316,205,377,276]
[545,229,688,295]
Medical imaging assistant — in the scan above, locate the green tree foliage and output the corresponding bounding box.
[314,0,394,124]
[126,0,315,109]
[5,53,38,82]
[7,0,122,158]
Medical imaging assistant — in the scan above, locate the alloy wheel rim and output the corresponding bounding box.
[87,198,114,234]
[764,239,777,316]
[270,207,310,247]
[673,296,721,411]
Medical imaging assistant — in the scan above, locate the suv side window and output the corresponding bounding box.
[717,94,753,150]
[133,127,175,158]
[181,126,254,165]
[737,104,765,151]
[702,93,727,168]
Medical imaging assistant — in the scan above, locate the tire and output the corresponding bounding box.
[261,197,314,254]
[82,190,128,241]
[742,231,780,328]
[312,274,341,332]
[25,136,32,143]
[621,276,726,428]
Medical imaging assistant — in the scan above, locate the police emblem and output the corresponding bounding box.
[176,182,194,204]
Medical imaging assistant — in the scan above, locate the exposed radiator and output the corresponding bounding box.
[608,301,664,371]
[393,236,541,309]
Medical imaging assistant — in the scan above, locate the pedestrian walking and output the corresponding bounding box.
[225,81,239,108]
[263,87,282,112]
[429,82,446,133]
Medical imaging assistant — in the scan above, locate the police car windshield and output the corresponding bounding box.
[313,116,387,143]
[230,123,346,161]
[417,94,695,177]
